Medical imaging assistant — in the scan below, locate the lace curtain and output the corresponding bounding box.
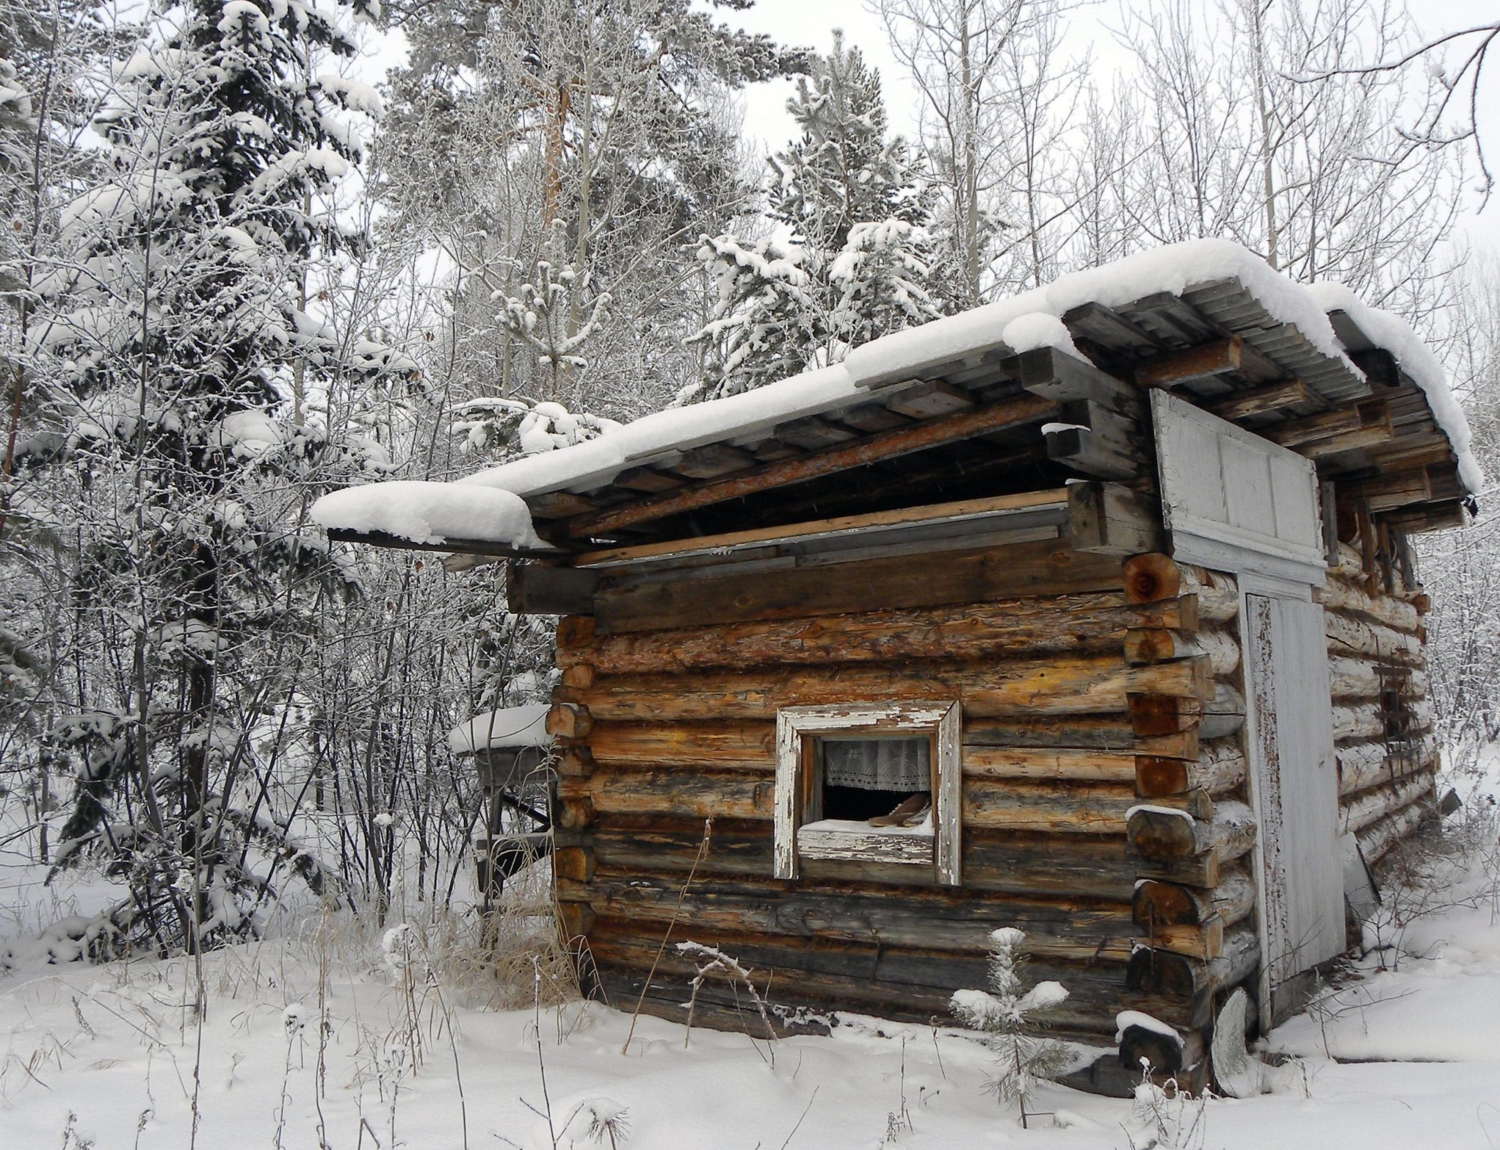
[821,737,930,791]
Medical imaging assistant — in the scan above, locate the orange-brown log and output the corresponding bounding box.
[556,615,596,648]
[557,593,1202,674]
[1132,867,1255,928]
[1136,740,1246,798]
[1129,694,1202,736]
[560,663,596,689]
[564,655,1210,723]
[557,747,595,778]
[1141,914,1225,960]
[552,846,596,883]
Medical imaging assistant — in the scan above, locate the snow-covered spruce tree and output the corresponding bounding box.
[378,0,798,418]
[27,0,400,954]
[689,31,947,399]
[950,926,1070,1128]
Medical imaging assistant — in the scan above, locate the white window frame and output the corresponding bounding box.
[774,701,962,886]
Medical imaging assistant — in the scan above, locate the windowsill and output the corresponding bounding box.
[799,817,933,837]
[797,819,935,865]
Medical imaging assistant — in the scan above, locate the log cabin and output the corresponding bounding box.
[313,240,1480,1086]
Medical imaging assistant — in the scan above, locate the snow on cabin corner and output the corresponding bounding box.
[310,481,547,550]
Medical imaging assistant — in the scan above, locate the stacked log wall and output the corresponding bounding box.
[1322,542,1438,865]
[546,536,1217,1043]
[1121,556,1260,1028]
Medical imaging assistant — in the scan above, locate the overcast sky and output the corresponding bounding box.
[721,0,1500,255]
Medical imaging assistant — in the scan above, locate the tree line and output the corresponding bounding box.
[0,0,1495,956]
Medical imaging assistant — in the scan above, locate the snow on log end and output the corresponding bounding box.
[1115,1010,1182,1046]
[311,481,546,550]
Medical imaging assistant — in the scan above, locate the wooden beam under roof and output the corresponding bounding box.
[1204,378,1311,421]
[1266,398,1389,449]
[569,488,1071,568]
[553,391,1060,541]
[1131,335,1284,388]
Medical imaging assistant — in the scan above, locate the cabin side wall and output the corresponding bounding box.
[1323,542,1438,865]
[547,535,1233,1042]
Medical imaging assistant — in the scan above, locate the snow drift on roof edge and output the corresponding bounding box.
[310,481,547,549]
[443,239,1478,501]
[1305,282,1483,495]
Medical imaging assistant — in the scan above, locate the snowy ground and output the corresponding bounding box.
[3,760,1499,1149]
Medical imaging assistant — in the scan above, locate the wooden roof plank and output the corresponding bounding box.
[556,391,1061,541]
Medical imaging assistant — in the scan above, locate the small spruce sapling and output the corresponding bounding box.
[949,927,1070,1128]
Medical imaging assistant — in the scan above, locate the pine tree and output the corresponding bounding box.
[29,0,400,954]
[378,0,799,417]
[691,32,946,399]
[950,927,1071,1128]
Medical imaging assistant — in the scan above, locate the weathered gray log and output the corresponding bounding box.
[1126,925,1259,998]
[1338,735,1438,797]
[1068,481,1166,556]
[1319,574,1421,633]
[1340,771,1436,836]
[1357,798,1429,864]
[1324,609,1424,667]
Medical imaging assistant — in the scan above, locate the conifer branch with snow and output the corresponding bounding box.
[949,926,1070,1128]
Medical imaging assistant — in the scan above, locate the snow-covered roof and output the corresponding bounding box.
[447,704,553,755]
[451,240,1480,501]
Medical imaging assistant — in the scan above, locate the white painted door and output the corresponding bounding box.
[1153,391,1326,584]
[1245,594,1345,1019]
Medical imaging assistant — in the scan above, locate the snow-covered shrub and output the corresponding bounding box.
[949,926,1070,1127]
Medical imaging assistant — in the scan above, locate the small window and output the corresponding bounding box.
[1376,665,1417,778]
[774,702,961,885]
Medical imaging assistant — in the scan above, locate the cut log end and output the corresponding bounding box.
[1118,1024,1184,1075]
[1129,693,1204,737]
[1134,879,1208,927]
[1123,553,1182,605]
[1128,807,1199,858]
[1136,756,1190,796]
